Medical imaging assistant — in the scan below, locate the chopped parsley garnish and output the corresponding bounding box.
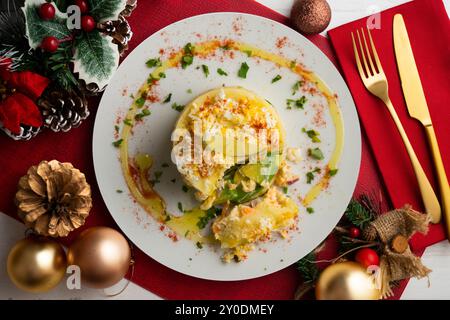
[177,202,183,212]
[181,55,193,68]
[187,89,192,94]
[114,125,119,132]
[162,93,172,103]
[238,62,249,78]
[146,58,161,68]
[197,207,220,229]
[221,44,231,50]
[201,64,209,77]
[181,43,194,69]
[158,72,166,78]
[244,50,252,57]
[162,163,169,168]
[306,171,315,184]
[286,96,307,109]
[328,168,339,177]
[112,139,123,148]
[217,68,228,76]
[135,109,151,120]
[123,118,132,126]
[306,171,314,184]
[196,241,203,249]
[184,230,190,237]
[116,189,123,193]
[151,171,163,184]
[302,128,321,143]
[292,80,304,95]
[290,60,296,69]
[172,103,185,112]
[165,215,171,222]
[308,148,324,160]
[306,207,314,214]
[271,75,282,83]
[306,168,321,184]
[282,186,288,194]
[184,42,193,54]
[182,185,189,192]
[135,96,146,108]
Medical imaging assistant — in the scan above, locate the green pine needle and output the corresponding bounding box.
[296,251,319,283]
[344,199,374,229]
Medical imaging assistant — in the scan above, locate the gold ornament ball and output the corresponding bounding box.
[291,0,332,34]
[67,227,131,289]
[7,237,67,293]
[316,262,380,300]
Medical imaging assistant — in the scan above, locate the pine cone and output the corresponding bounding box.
[98,15,133,56]
[38,87,89,132]
[15,160,92,237]
[121,0,137,17]
[1,124,41,141]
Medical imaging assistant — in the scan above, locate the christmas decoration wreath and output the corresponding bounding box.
[0,0,136,140]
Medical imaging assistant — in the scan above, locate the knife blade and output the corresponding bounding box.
[393,14,431,126]
[394,13,450,230]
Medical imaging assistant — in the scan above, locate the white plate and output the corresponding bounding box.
[93,13,361,281]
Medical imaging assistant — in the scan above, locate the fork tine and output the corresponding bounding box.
[356,29,371,76]
[360,28,376,74]
[366,26,383,73]
[351,32,365,79]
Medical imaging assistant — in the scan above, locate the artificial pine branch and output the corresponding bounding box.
[0,1,29,70]
[344,199,374,229]
[296,251,319,283]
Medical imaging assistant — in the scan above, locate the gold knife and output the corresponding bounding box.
[393,14,449,229]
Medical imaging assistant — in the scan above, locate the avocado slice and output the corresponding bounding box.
[239,153,281,184]
[214,153,282,205]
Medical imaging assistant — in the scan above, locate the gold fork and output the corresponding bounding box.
[351,27,441,223]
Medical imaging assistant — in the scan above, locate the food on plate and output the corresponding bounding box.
[117,38,344,263]
[212,187,298,262]
[171,87,300,261]
[172,87,286,209]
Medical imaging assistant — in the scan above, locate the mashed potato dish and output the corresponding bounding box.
[172,87,299,261]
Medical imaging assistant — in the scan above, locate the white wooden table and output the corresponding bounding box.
[1,0,449,300]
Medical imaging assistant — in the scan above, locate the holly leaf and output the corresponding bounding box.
[22,0,70,49]
[88,0,127,22]
[73,30,119,89]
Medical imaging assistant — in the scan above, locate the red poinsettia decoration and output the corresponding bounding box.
[0,58,50,135]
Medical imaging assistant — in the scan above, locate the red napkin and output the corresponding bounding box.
[329,0,450,250]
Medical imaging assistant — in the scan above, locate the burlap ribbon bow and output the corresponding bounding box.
[363,205,431,297]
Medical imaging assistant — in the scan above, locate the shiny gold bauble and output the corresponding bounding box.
[7,237,67,293]
[291,0,332,34]
[316,262,381,300]
[67,227,131,289]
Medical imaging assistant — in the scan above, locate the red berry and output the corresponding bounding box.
[75,0,89,14]
[348,227,361,238]
[39,3,56,20]
[81,15,96,32]
[355,248,380,269]
[41,36,59,53]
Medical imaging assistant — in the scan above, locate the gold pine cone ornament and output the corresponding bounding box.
[15,160,92,237]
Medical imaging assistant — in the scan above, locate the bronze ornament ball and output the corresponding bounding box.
[67,227,131,289]
[316,262,381,300]
[7,237,67,293]
[291,0,332,35]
